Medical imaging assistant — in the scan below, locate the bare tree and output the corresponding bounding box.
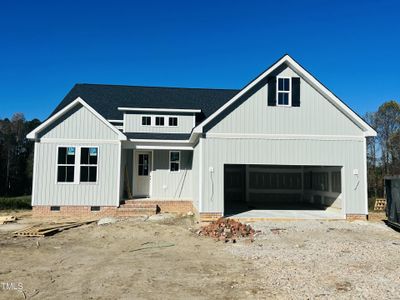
[375,100,400,175]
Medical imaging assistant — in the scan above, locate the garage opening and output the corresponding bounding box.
[224,165,343,219]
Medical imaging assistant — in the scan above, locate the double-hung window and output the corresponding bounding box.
[155,116,165,126]
[80,147,98,183]
[276,77,291,106]
[57,147,76,182]
[169,151,180,172]
[142,116,151,126]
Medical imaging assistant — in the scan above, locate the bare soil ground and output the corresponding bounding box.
[0,212,399,300]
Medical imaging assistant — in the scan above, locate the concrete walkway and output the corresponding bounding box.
[228,209,345,220]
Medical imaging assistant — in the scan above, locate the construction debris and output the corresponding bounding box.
[198,218,256,243]
[0,215,17,224]
[13,220,97,237]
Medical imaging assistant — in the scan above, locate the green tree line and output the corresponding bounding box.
[0,113,41,196]
[365,100,400,198]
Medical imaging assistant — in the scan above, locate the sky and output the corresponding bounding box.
[0,0,399,121]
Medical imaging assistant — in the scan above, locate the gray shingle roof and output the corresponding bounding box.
[51,84,239,122]
[125,133,191,140]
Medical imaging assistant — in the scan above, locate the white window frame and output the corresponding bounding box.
[169,151,180,173]
[141,116,152,126]
[155,116,165,126]
[79,146,99,184]
[276,77,292,107]
[168,116,178,127]
[56,145,99,185]
[56,146,77,184]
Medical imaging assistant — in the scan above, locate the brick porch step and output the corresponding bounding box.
[116,202,158,217]
[120,203,157,208]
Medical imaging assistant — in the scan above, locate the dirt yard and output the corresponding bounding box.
[0,212,399,299]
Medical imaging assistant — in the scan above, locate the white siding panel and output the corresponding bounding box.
[150,150,193,199]
[39,104,119,140]
[124,113,194,133]
[208,67,364,136]
[200,138,366,215]
[33,142,120,206]
[191,143,200,210]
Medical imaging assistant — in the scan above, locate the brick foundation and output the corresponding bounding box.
[32,206,118,217]
[132,200,194,214]
[346,214,368,221]
[32,200,194,218]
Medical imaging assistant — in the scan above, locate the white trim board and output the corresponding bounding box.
[134,145,193,150]
[39,138,121,144]
[205,133,365,141]
[118,107,201,113]
[27,97,127,141]
[193,54,377,137]
[129,138,191,143]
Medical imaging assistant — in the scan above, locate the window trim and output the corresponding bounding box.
[56,146,77,184]
[276,77,292,107]
[168,116,178,127]
[79,146,99,184]
[55,145,99,185]
[155,116,165,126]
[141,116,152,126]
[169,151,180,173]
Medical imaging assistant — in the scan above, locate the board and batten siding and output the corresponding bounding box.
[38,104,119,140]
[33,142,121,206]
[150,150,193,199]
[33,104,122,206]
[207,67,364,136]
[200,138,366,214]
[124,113,194,133]
[191,143,200,210]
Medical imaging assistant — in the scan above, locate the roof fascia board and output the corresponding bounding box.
[129,138,190,143]
[193,55,377,137]
[118,107,201,113]
[134,145,194,150]
[27,97,127,140]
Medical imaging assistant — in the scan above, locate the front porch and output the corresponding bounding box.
[119,145,195,215]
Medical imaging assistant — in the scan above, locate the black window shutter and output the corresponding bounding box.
[267,76,276,106]
[292,77,301,107]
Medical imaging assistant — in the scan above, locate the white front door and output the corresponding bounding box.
[134,151,152,197]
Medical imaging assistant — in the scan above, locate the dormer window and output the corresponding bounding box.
[155,116,165,126]
[141,116,151,126]
[169,117,178,127]
[276,77,291,106]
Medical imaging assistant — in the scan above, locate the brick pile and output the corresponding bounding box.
[198,218,256,243]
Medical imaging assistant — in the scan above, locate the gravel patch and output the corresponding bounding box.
[226,220,400,299]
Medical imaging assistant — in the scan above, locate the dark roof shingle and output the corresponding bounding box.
[125,133,191,140]
[51,84,239,122]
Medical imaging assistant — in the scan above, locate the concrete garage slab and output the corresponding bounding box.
[228,209,345,220]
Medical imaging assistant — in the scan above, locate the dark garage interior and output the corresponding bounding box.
[224,164,343,216]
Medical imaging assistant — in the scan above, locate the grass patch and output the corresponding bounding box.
[0,196,31,210]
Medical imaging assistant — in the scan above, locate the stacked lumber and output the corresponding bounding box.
[198,218,256,243]
[13,220,96,237]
